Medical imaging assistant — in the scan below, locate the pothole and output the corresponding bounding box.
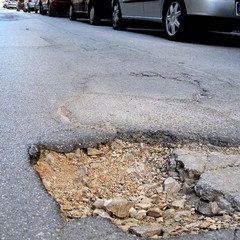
[32,139,240,238]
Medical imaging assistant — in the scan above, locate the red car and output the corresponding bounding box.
[16,0,24,10]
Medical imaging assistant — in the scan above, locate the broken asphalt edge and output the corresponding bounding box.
[26,127,240,240]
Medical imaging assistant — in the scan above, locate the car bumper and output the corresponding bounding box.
[185,0,240,19]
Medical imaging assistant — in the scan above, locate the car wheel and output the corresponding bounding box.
[40,4,46,15]
[69,5,76,21]
[112,0,125,30]
[163,0,187,40]
[34,7,38,13]
[89,5,99,25]
[48,3,55,16]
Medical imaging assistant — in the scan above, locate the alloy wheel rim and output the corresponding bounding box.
[166,2,181,36]
[90,7,95,23]
[112,3,119,27]
[69,6,72,18]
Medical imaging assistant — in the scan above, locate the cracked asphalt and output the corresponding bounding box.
[0,7,240,240]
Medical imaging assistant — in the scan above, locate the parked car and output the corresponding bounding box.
[35,0,69,16]
[112,0,240,40]
[16,0,24,11]
[21,0,36,12]
[2,0,8,8]
[69,0,111,24]
[5,0,17,8]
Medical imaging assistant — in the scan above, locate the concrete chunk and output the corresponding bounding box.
[195,167,240,211]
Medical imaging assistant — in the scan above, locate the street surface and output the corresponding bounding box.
[0,7,240,239]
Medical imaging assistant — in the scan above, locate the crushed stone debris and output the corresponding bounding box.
[33,139,240,238]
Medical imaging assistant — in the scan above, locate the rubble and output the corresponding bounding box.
[33,139,240,238]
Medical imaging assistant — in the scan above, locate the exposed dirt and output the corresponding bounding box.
[33,139,240,238]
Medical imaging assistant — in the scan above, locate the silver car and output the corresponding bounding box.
[112,0,240,40]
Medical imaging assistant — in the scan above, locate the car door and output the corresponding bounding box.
[120,0,144,19]
[71,0,81,12]
[144,0,162,20]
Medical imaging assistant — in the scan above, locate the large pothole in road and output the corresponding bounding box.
[32,139,240,238]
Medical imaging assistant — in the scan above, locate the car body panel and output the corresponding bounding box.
[70,0,111,20]
[39,0,70,12]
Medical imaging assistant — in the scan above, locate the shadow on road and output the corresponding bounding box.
[128,28,240,48]
[58,16,240,48]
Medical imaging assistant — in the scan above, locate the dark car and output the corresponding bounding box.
[35,0,70,16]
[16,0,24,10]
[69,0,111,25]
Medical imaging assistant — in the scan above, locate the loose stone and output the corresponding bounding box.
[147,207,162,218]
[104,198,134,218]
[129,226,163,237]
[163,177,181,194]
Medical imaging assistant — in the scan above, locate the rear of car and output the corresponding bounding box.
[6,0,17,8]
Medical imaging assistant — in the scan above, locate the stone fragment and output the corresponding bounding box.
[199,221,212,229]
[182,182,194,194]
[45,153,56,165]
[87,148,103,156]
[175,150,207,183]
[139,197,152,205]
[195,200,222,216]
[136,210,147,220]
[157,202,167,210]
[156,217,164,223]
[135,203,152,210]
[156,186,164,194]
[171,199,185,209]
[195,167,240,211]
[75,148,81,159]
[129,226,163,237]
[147,207,162,218]
[174,211,191,221]
[93,198,105,209]
[163,209,175,220]
[111,140,125,150]
[93,209,111,219]
[78,166,88,175]
[163,177,181,194]
[129,207,138,218]
[104,198,134,218]
[209,224,217,230]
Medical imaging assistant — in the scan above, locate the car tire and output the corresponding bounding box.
[163,0,187,40]
[69,5,76,21]
[40,4,46,15]
[89,5,99,25]
[112,0,125,30]
[48,3,55,17]
[35,7,38,13]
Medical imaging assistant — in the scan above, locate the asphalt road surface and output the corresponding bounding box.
[0,7,240,239]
